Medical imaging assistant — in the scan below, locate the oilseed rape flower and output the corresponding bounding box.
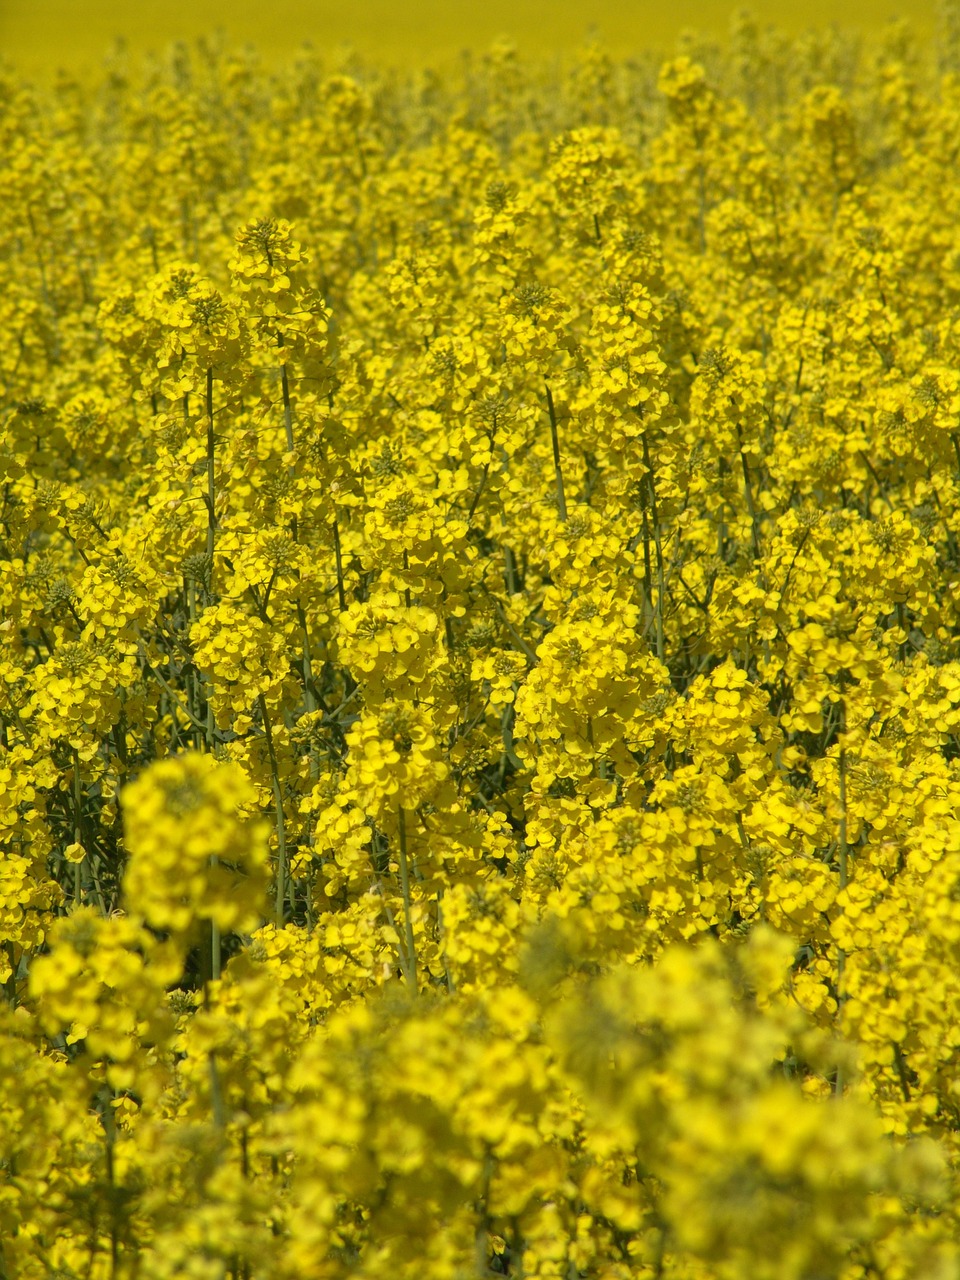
[345,699,449,818]
[336,592,444,702]
[5,16,960,1279]
[29,906,177,1078]
[190,599,294,731]
[121,752,270,937]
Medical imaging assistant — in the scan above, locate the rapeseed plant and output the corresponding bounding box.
[4,13,960,1277]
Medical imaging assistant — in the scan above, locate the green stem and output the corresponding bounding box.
[504,545,519,595]
[892,1042,912,1102]
[696,157,707,253]
[208,1051,226,1129]
[736,423,762,566]
[544,382,568,522]
[72,748,84,906]
[185,583,215,752]
[397,808,418,994]
[640,506,654,639]
[369,834,410,982]
[259,693,289,928]
[436,892,456,994]
[835,719,849,1096]
[279,354,295,455]
[139,642,210,737]
[641,436,666,663]
[332,519,347,611]
[205,367,216,574]
[211,859,221,983]
[297,602,318,715]
[838,743,848,893]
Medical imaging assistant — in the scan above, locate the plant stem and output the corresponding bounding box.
[72,748,84,906]
[208,1051,226,1129]
[641,435,666,663]
[211,861,221,982]
[736,423,762,565]
[397,808,418,994]
[332,518,347,611]
[640,506,654,638]
[259,693,289,927]
[504,545,519,595]
[835,717,849,1096]
[544,382,567,522]
[205,366,216,573]
[279,352,295,454]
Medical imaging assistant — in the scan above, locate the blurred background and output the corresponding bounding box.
[0,0,935,74]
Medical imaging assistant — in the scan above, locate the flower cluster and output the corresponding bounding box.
[122,752,270,938]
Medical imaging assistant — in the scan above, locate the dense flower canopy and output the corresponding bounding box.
[4,11,960,1277]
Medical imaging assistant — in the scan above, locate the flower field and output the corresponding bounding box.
[5,12,960,1277]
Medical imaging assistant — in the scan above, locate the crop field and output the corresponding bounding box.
[4,5,960,1278]
[1,2,940,71]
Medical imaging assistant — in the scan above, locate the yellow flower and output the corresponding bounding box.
[345,699,449,818]
[121,752,270,937]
